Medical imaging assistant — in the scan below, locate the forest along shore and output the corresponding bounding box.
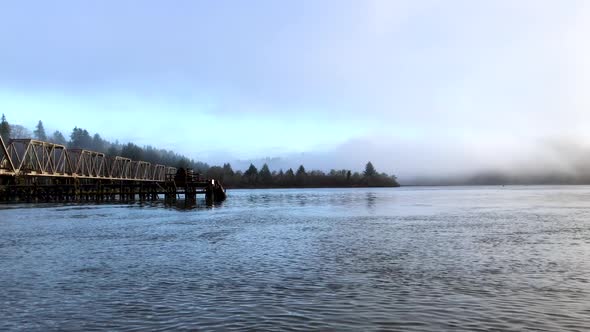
[0,115,400,189]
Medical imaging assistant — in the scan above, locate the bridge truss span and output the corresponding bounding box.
[0,137,227,204]
[0,138,176,181]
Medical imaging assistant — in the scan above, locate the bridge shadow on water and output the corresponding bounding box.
[162,199,225,211]
[101,198,225,211]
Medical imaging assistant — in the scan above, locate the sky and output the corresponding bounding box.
[1,0,589,181]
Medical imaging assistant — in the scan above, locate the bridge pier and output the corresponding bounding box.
[0,175,226,205]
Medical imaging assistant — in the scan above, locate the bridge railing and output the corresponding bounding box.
[0,138,178,181]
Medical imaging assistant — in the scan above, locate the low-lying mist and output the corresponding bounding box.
[229,136,590,186]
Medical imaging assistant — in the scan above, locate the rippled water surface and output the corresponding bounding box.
[1,186,590,331]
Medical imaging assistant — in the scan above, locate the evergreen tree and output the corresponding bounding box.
[91,133,106,153]
[244,163,258,177]
[259,163,273,185]
[243,163,258,185]
[0,114,10,142]
[284,168,295,187]
[295,165,307,186]
[296,165,306,175]
[142,145,159,164]
[364,161,377,177]
[176,157,190,169]
[223,163,234,177]
[69,127,92,149]
[121,142,144,161]
[33,120,47,141]
[50,130,67,146]
[107,145,120,157]
[219,163,234,185]
[277,169,285,186]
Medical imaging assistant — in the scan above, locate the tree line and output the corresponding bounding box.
[0,114,399,188]
[211,162,399,188]
[0,114,208,171]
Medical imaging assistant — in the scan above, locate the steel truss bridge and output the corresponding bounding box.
[0,136,226,204]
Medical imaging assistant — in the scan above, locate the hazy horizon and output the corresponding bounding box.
[1,1,589,182]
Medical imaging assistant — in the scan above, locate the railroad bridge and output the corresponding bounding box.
[0,136,226,204]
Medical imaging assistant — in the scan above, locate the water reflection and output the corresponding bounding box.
[365,191,377,210]
[1,187,590,331]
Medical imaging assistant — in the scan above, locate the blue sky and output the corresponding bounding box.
[1,1,589,178]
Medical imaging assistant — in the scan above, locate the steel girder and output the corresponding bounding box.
[69,149,106,177]
[129,161,152,180]
[3,139,71,176]
[107,156,132,179]
[0,138,179,182]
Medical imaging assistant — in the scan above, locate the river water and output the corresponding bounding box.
[1,186,589,331]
